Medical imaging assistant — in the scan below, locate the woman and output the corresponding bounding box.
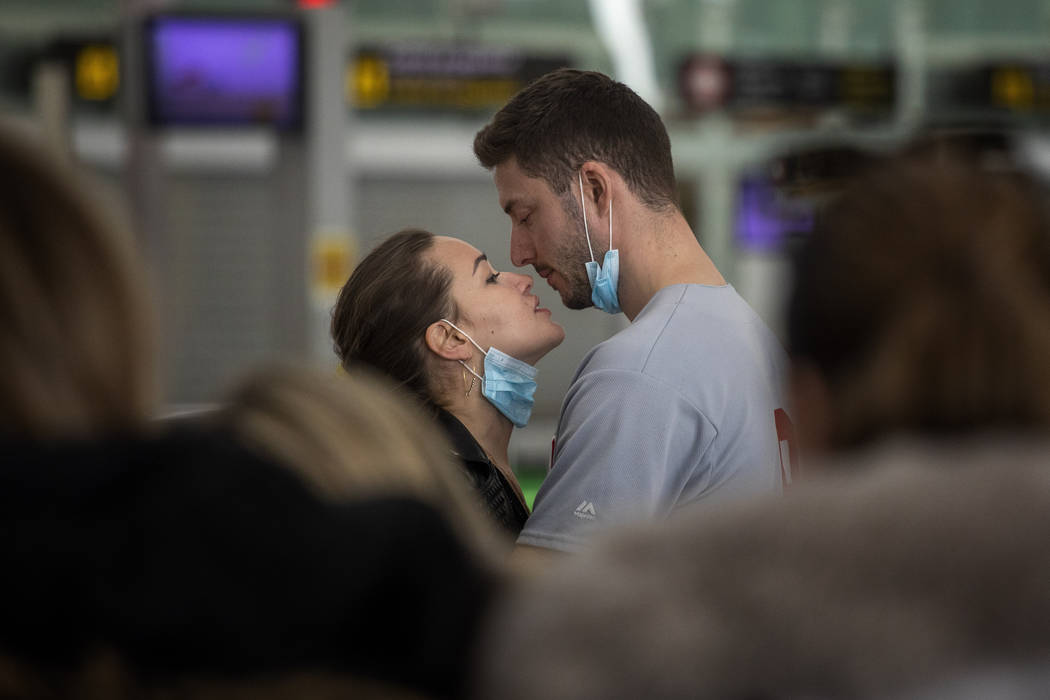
[331,228,566,536]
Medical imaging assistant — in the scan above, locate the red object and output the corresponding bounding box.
[297,0,337,8]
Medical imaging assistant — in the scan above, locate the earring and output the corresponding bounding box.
[463,367,477,397]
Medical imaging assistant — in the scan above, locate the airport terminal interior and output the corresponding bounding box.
[3,0,1050,498]
[7,2,1050,698]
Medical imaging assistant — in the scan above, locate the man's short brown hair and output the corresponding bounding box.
[474,69,678,212]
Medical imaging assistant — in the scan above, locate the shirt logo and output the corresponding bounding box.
[574,500,597,520]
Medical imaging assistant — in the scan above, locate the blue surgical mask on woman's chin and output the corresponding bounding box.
[578,171,622,315]
[439,319,537,428]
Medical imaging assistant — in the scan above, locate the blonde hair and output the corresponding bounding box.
[0,121,153,438]
[218,365,508,557]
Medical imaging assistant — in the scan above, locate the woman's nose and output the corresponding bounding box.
[511,271,533,293]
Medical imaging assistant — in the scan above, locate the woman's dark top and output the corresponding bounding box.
[434,408,530,536]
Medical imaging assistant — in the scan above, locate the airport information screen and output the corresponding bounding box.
[146,15,303,129]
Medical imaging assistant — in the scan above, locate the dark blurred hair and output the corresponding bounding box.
[0,122,153,438]
[0,428,493,699]
[788,155,1050,448]
[330,229,458,407]
[474,68,678,212]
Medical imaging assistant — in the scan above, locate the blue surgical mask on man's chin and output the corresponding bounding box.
[577,171,622,314]
[439,319,538,428]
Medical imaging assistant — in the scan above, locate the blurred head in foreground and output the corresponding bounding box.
[0,365,499,698]
[0,426,493,699]
[0,121,153,438]
[217,365,506,556]
[471,443,1050,700]
[788,154,1050,454]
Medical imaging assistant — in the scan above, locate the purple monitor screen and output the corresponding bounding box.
[734,175,814,252]
[147,16,303,128]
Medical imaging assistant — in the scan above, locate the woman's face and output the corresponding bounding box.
[429,236,564,365]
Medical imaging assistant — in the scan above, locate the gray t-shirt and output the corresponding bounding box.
[518,284,790,551]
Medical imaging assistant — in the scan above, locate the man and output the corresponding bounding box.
[474,68,791,552]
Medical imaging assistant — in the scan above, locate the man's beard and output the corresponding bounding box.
[553,197,597,310]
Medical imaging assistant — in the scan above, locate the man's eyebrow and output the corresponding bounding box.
[473,253,488,275]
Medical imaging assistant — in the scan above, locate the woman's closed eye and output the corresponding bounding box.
[486,271,501,284]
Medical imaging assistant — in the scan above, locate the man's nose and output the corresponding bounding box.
[510,228,535,268]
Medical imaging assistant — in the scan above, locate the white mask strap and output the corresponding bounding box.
[608,196,613,250]
[578,171,596,263]
[439,318,487,356]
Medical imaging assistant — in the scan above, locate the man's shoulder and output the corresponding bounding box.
[578,323,655,374]
[578,284,779,375]
[571,286,695,374]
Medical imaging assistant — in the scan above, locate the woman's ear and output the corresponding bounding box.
[424,321,473,361]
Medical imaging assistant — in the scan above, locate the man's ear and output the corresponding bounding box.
[424,321,473,361]
[580,161,621,228]
[579,161,613,211]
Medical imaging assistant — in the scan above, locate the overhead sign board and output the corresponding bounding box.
[4,35,567,118]
[678,55,896,122]
[935,62,1050,115]
[350,44,570,112]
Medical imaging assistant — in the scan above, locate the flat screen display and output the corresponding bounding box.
[145,15,304,129]
[734,175,815,252]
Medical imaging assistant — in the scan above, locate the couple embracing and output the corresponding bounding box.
[332,69,790,554]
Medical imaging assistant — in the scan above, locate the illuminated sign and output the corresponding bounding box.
[734,146,881,251]
[75,44,119,101]
[15,37,569,116]
[928,62,1050,121]
[988,64,1050,112]
[349,44,570,111]
[31,38,121,106]
[144,15,305,130]
[678,55,896,121]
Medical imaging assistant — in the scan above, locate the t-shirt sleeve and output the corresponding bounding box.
[517,368,716,552]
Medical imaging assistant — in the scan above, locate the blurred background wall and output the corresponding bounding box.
[2,0,1049,470]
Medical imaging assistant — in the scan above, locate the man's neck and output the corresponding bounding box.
[617,211,725,321]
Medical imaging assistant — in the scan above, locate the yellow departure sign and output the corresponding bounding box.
[347,45,568,112]
[991,66,1036,110]
[351,53,390,108]
[75,44,119,101]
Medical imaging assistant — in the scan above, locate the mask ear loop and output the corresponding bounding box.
[439,318,487,356]
[608,196,613,251]
[578,171,596,264]
[440,318,486,392]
